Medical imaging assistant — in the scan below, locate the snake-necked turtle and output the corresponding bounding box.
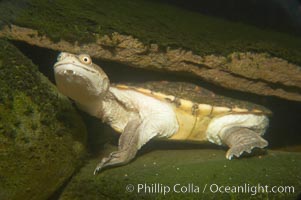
[54,52,270,174]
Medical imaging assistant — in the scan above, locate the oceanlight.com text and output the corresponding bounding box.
[125,183,295,196]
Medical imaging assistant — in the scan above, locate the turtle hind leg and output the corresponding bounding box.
[221,127,268,160]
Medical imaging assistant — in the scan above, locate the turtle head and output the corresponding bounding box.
[54,52,110,104]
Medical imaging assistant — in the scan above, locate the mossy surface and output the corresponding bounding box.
[0,0,301,65]
[59,147,301,200]
[0,39,87,200]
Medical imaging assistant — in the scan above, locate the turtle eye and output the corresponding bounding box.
[79,54,92,65]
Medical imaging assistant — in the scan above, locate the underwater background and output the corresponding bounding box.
[0,0,301,199]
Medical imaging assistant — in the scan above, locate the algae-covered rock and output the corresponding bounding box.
[0,39,87,200]
[59,146,301,200]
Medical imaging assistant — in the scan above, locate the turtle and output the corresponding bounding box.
[53,52,270,174]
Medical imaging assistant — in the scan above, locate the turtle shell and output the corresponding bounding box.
[113,81,271,115]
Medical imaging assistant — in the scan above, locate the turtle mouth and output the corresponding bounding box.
[54,62,97,73]
[54,62,96,93]
[54,62,93,82]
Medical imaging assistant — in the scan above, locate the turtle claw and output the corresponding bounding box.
[94,165,103,175]
[93,157,110,175]
[94,167,100,175]
[94,150,127,175]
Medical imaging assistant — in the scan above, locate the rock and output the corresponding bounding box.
[59,145,301,200]
[0,0,301,101]
[0,39,87,200]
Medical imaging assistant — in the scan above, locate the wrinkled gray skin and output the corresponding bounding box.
[54,52,268,174]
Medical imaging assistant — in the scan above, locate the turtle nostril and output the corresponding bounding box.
[64,69,75,75]
[57,52,67,61]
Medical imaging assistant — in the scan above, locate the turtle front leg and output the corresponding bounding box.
[94,119,140,175]
[221,127,268,160]
[94,116,159,174]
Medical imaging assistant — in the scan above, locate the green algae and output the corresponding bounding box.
[1,0,301,65]
[0,39,87,200]
[59,147,301,200]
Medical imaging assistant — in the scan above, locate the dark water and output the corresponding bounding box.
[151,0,301,37]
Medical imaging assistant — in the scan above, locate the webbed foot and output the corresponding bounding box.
[94,148,136,174]
[221,127,268,160]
